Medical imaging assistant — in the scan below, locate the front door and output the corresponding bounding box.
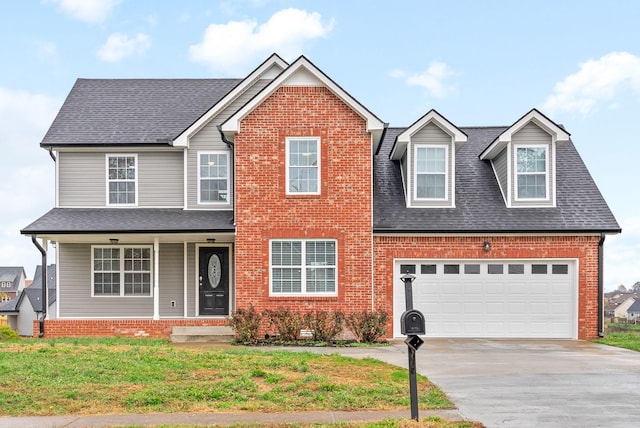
[198,247,229,316]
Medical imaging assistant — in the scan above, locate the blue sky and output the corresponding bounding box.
[0,0,638,290]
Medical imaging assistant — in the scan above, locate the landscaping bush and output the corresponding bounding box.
[228,304,262,344]
[0,325,20,341]
[304,310,345,342]
[263,307,304,342]
[346,309,389,343]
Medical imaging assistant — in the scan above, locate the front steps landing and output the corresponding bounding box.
[170,326,234,343]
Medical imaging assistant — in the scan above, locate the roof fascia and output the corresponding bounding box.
[172,53,289,147]
[220,55,386,149]
[480,108,571,160]
[390,109,467,160]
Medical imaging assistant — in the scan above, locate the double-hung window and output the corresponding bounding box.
[107,154,137,205]
[286,137,320,195]
[198,151,229,204]
[271,239,337,295]
[92,246,152,297]
[415,145,447,199]
[516,146,547,199]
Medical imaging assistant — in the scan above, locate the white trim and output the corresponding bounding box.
[413,144,449,202]
[513,144,550,202]
[183,149,188,209]
[153,237,159,320]
[183,242,188,318]
[54,149,59,208]
[269,239,338,297]
[90,244,154,298]
[285,137,321,195]
[197,150,231,205]
[105,153,138,207]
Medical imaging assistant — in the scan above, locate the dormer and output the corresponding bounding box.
[480,109,570,208]
[390,110,467,208]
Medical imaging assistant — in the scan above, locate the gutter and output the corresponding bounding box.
[31,235,47,338]
[598,233,606,337]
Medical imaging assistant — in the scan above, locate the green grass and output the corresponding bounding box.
[592,323,640,351]
[0,338,453,417]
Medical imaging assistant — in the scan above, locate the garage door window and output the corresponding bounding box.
[421,264,437,274]
[532,264,548,274]
[488,264,504,274]
[552,264,569,274]
[508,264,525,274]
[444,264,460,274]
[464,264,481,274]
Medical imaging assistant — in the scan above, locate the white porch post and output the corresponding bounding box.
[153,237,160,320]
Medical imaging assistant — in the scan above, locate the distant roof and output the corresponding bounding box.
[627,299,640,313]
[373,126,621,233]
[21,208,235,234]
[41,78,242,147]
[25,265,56,311]
[0,267,25,292]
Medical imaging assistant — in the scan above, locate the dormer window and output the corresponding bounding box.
[516,145,548,200]
[415,145,448,200]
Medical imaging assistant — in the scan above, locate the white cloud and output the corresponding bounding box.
[0,87,61,277]
[50,0,121,24]
[97,33,152,62]
[189,8,334,75]
[542,51,640,116]
[391,61,457,99]
[604,217,640,291]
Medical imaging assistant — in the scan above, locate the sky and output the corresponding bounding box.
[0,0,638,290]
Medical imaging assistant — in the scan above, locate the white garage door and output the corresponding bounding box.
[393,260,576,339]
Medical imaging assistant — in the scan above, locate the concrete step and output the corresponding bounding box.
[170,326,235,343]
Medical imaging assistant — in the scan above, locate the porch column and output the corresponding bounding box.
[153,237,159,320]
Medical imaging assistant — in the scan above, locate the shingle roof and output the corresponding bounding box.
[0,267,25,292]
[25,265,56,311]
[21,208,235,234]
[41,78,242,146]
[373,126,621,233]
[627,299,640,313]
[0,293,23,313]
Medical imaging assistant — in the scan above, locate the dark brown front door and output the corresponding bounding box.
[198,247,229,316]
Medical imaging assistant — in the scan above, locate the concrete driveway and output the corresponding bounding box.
[332,339,640,427]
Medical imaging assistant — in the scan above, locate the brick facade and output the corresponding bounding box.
[234,86,374,315]
[373,234,601,339]
[35,319,229,338]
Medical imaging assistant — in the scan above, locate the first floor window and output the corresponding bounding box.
[93,246,152,296]
[199,151,229,203]
[107,155,137,205]
[516,146,547,199]
[271,239,336,295]
[415,145,447,199]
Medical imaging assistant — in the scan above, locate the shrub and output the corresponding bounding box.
[228,304,262,344]
[304,310,345,342]
[346,310,389,343]
[0,325,20,341]
[263,307,304,342]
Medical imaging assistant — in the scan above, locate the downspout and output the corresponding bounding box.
[598,233,606,337]
[31,235,47,338]
[48,147,56,162]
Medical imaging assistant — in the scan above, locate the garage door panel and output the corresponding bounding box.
[394,260,576,339]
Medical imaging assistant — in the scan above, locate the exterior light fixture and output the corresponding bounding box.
[109,238,119,245]
[483,240,491,252]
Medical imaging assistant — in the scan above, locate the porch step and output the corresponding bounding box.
[170,326,235,343]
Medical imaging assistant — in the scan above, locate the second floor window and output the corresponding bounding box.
[287,137,320,195]
[516,146,547,199]
[415,145,447,200]
[199,152,229,204]
[107,155,137,205]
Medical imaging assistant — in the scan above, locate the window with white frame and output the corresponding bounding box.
[271,239,336,295]
[198,151,229,204]
[92,246,152,297]
[286,138,319,194]
[107,155,137,205]
[516,146,547,199]
[415,145,447,199]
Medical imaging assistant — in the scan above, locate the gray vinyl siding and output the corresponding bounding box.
[409,123,454,207]
[58,243,154,317]
[492,149,508,201]
[187,78,270,209]
[58,151,183,207]
[511,122,554,207]
[158,243,184,317]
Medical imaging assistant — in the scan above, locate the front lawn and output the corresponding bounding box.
[592,323,640,351]
[0,337,452,417]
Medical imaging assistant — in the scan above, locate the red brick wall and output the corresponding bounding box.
[34,319,229,338]
[234,86,374,314]
[374,234,602,339]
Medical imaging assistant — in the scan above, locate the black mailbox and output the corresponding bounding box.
[400,309,425,335]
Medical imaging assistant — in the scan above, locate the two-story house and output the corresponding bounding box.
[21,54,620,340]
[0,267,26,302]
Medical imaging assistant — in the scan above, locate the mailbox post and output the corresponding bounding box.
[400,272,424,421]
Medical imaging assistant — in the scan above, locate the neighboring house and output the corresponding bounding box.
[21,54,620,340]
[604,294,638,319]
[0,267,26,301]
[0,265,56,336]
[627,300,640,322]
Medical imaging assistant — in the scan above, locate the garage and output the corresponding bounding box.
[393,259,577,339]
